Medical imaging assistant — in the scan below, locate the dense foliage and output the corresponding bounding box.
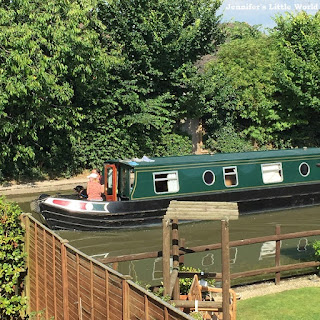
[0,0,125,180]
[200,23,278,150]
[0,1,319,181]
[209,35,279,144]
[201,16,320,151]
[0,0,223,181]
[94,0,223,157]
[312,240,320,263]
[272,12,320,146]
[0,197,26,319]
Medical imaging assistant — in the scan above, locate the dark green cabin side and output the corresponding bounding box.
[104,148,320,202]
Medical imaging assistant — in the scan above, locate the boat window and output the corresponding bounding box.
[203,170,215,186]
[223,167,238,187]
[153,171,179,194]
[261,163,283,184]
[118,167,131,199]
[130,169,135,189]
[106,167,114,194]
[299,162,310,177]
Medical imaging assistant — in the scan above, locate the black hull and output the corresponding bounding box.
[38,183,320,231]
[40,207,167,231]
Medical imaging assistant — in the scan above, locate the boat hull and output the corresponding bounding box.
[36,182,320,231]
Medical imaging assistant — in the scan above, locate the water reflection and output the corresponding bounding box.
[10,190,320,286]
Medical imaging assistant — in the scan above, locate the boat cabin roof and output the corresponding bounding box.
[105,147,320,169]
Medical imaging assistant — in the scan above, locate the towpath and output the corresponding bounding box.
[0,173,88,196]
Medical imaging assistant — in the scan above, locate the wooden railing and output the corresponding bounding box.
[22,214,192,320]
[97,224,320,286]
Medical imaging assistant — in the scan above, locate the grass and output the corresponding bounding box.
[237,287,320,320]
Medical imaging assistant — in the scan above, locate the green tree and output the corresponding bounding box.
[96,0,223,156]
[0,0,124,180]
[221,21,263,41]
[201,24,283,150]
[272,11,320,146]
[0,0,224,181]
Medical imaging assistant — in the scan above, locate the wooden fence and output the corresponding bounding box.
[22,214,192,320]
[97,224,320,286]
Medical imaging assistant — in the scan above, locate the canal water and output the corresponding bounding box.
[10,189,320,287]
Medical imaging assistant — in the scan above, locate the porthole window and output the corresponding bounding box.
[299,162,310,177]
[203,170,215,186]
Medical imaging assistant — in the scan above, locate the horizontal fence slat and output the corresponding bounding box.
[231,261,320,279]
[98,229,320,264]
[171,300,222,309]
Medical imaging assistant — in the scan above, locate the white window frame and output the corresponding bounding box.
[153,171,179,194]
[299,162,310,177]
[223,166,238,187]
[202,170,216,186]
[261,163,283,184]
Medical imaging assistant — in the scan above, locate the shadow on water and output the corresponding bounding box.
[9,189,320,286]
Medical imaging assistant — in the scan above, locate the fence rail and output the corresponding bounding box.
[97,224,320,285]
[22,213,192,320]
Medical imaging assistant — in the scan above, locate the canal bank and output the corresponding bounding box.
[0,173,88,196]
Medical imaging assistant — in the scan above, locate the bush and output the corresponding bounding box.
[313,240,320,262]
[204,124,254,154]
[179,265,215,295]
[0,197,27,319]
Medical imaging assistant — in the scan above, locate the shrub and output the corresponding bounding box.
[179,265,215,295]
[0,197,27,319]
[313,240,320,262]
[204,124,254,154]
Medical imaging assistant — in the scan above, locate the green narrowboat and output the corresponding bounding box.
[37,148,320,231]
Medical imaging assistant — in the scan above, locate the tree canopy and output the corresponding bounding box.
[272,11,320,146]
[200,16,320,151]
[200,23,280,150]
[0,0,125,179]
[0,2,319,182]
[94,0,223,157]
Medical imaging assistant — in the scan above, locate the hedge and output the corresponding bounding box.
[0,197,27,319]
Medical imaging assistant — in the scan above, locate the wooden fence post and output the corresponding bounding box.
[105,269,110,320]
[221,220,230,320]
[275,225,281,285]
[34,222,39,317]
[162,218,171,297]
[43,229,48,320]
[179,238,185,266]
[122,279,130,319]
[172,219,180,300]
[144,295,149,320]
[52,234,57,320]
[21,214,31,315]
[61,239,69,320]
[76,254,82,320]
[90,261,94,320]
